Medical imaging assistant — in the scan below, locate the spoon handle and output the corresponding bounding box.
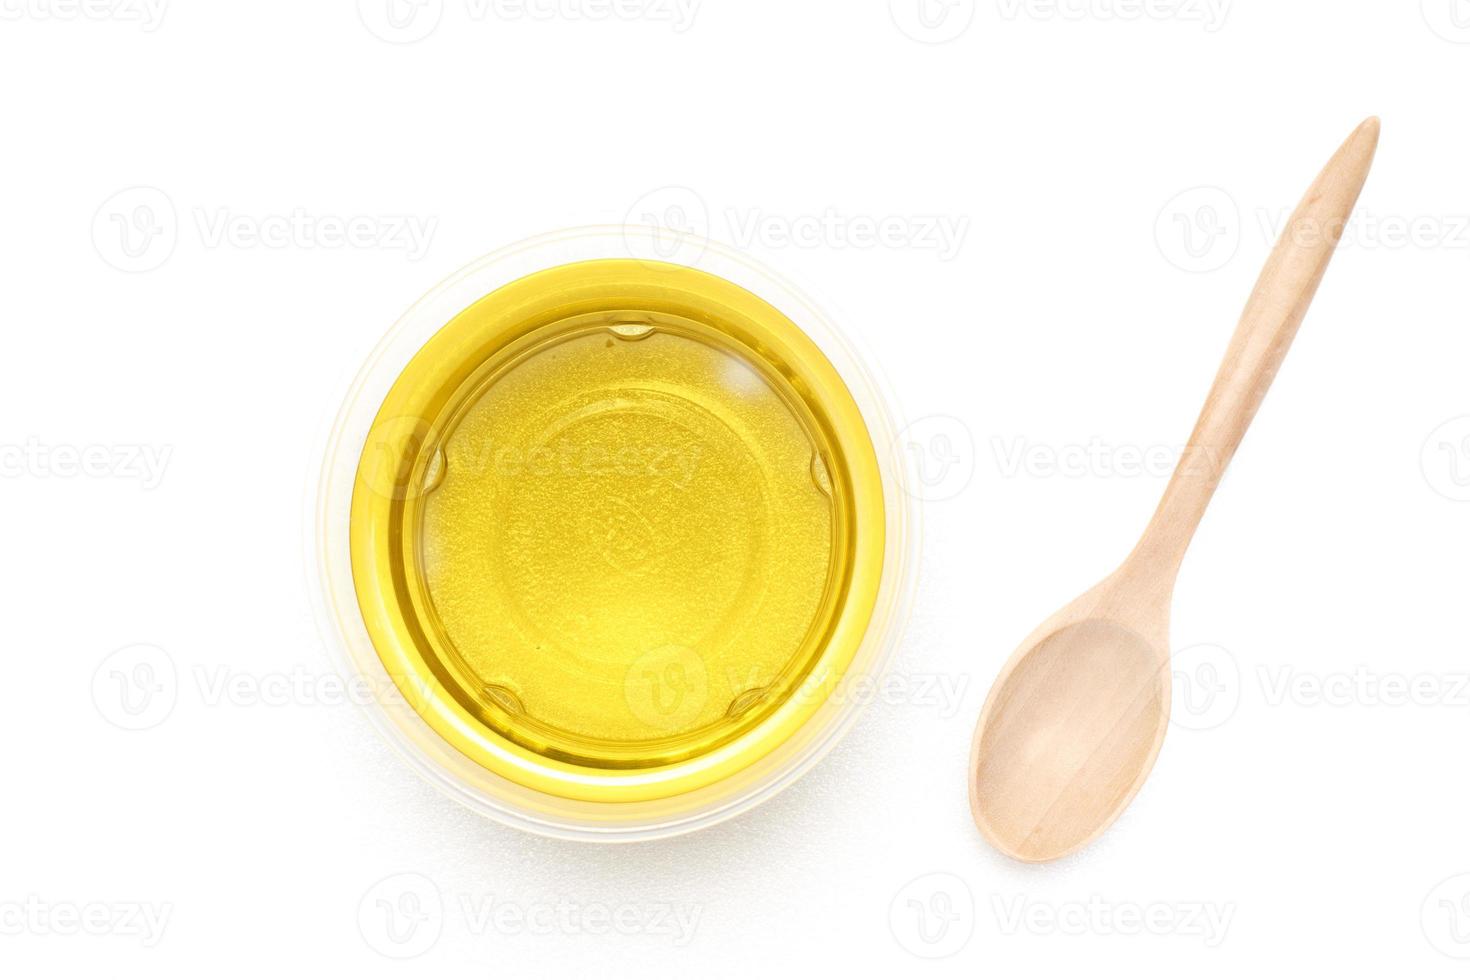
[1130,117,1380,578]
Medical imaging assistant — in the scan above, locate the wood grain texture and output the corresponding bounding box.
[969,117,1381,863]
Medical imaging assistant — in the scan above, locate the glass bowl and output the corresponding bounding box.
[315,228,914,840]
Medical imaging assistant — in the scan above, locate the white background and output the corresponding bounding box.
[4,0,1470,975]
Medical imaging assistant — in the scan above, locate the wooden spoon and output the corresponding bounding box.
[968,117,1380,863]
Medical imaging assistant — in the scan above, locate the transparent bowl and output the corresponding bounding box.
[314,227,915,840]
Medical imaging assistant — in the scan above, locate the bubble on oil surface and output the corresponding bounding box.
[810,452,834,497]
[608,322,655,341]
[420,443,447,495]
[726,686,771,718]
[481,684,525,715]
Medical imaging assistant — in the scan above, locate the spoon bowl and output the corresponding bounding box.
[969,570,1171,862]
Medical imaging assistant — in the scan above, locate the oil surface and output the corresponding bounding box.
[411,319,844,766]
